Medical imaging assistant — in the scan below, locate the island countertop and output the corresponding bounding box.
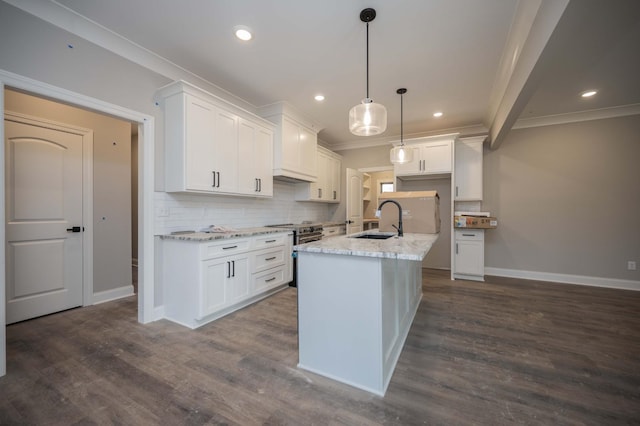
[295,232,438,261]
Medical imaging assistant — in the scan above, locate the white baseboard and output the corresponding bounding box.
[484,267,640,291]
[153,305,165,321]
[92,285,135,305]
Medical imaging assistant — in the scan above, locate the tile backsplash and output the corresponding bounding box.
[154,181,331,235]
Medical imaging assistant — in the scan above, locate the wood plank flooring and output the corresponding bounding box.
[1,269,639,425]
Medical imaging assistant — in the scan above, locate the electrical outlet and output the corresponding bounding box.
[628,261,637,271]
[158,207,170,217]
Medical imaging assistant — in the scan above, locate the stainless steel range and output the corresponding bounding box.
[266,222,324,245]
[266,222,324,287]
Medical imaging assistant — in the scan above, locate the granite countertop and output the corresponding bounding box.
[322,222,347,228]
[295,231,438,261]
[160,227,291,242]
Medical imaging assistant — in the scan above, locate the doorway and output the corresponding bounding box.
[0,70,155,377]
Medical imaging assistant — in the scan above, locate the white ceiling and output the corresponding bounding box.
[44,0,640,148]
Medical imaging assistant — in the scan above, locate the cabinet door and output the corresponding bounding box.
[185,97,217,192]
[200,257,228,318]
[238,120,273,197]
[455,139,483,200]
[200,254,249,318]
[422,141,452,173]
[454,230,484,276]
[237,119,256,195]
[454,241,484,276]
[328,156,341,202]
[212,109,239,193]
[225,256,250,304]
[393,146,422,176]
[254,126,274,196]
[311,151,329,200]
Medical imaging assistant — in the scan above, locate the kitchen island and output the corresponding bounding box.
[295,231,438,396]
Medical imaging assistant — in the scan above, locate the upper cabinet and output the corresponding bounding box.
[394,135,455,179]
[157,80,275,197]
[258,102,320,182]
[295,145,342,203]
[454,136,484,201]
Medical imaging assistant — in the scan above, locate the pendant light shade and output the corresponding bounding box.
[390,88,413,164]
[349,8,387,136]
[349,99,387,136]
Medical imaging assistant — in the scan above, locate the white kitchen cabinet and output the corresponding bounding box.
[238,118,273,196]
[453,229,484,281]
[394,137,454,178]
[200,253,249,318]
[454,137,484,201]
[295,146,342,202]
[162,231,292,329]
[258,102,320,182]
[158,80,274,197]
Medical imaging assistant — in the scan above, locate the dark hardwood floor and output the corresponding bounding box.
[1,269,639,425]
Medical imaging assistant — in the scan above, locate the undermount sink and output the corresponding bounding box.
[351,233,395,240]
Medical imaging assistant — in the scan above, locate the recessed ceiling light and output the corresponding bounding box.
[234,26,253,41]
[433,111,443,118]
[581,90,597,98]
[314,95,325,101]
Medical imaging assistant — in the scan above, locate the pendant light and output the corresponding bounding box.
[390,88,414,164]
[349,8,387,136]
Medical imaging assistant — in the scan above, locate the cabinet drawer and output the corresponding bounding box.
[252,266,286,293]
[251,233,288,249]
[252,247,286,273]
[455,229,484,241]
[201,238,251,260]
[323,226,340,237]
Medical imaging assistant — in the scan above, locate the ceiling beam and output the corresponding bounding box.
[485,0,570,150]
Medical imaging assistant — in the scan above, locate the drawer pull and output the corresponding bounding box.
[265,277,276,282]
[462,234,475,237]
[222,245,238,250]
[265,256,277,261]
[265,239,276,243]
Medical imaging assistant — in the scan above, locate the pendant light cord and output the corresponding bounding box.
[400,92,404,146]
[366,22,370,99]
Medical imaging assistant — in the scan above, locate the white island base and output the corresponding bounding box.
[297,251,422,396]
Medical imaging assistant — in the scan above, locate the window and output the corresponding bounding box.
[380,182,394,193]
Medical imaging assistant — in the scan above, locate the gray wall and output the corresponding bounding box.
[484,115,640,281]
[5,89,133,294]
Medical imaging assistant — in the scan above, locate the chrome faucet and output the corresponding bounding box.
[376,199,403,237]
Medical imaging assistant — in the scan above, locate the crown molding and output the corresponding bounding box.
[5,0,257,112]
[513,103,640,129]
[331,123,488,152]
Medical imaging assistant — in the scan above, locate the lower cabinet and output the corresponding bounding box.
[163,231,292,329]
[200,254,249,319]
[453,229,484,281]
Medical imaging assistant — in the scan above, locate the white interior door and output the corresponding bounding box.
[5,119,83,324]
[346,168,363,234]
